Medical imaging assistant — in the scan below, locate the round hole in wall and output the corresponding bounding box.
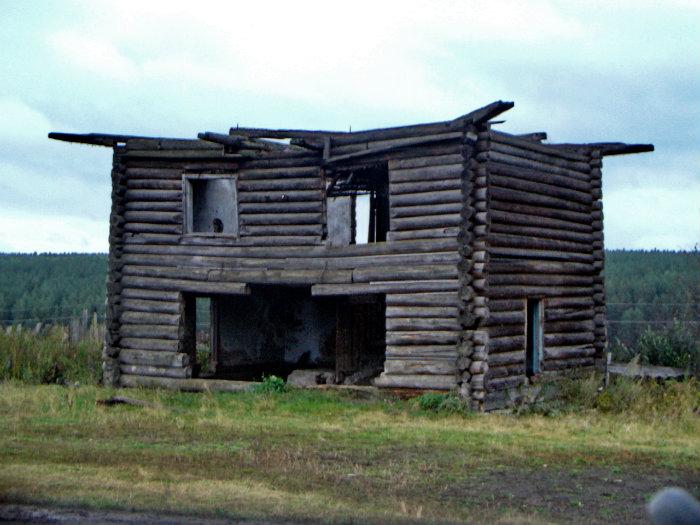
[212,218,223,233]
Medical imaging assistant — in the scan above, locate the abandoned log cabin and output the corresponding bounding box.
[49,100,653,409]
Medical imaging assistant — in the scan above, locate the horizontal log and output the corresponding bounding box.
[486,363,526,379]
[120,287,181,302]
[386,317,461,331]
[239,212,322,225]
[121,275,250,294]
[120,364,192,378]
[488,350,525,367]
[119,349,190,367]
[489,260,593,275]
[240,225,322,236]
[385,292,460,307]
[119,375,255,392]
[489,284,592,299]
[489,274,594,287]
[391,179,462,195]
[124,223,181,235]
[352,264,458,283]
[120,311,180,325]
[389,164,463,183]
[490,174,592,205]
[124,201,182,212]
[383,359,457,375]
[120,337,179,352]
[489,247,594,264]
[238,166,319,180]
[490,209,592,234]
[390,202,463,219]
[373,372,455,390]
[488,335,525,353]
[386,306,458,318]
[120,323,179,340]
[126,179,181,190]
[545,307,595,322]
[234,235,320,247]
[489,150,590,181]
[544,332,595,346]
[388,154,464,170]
[488,310,525,325]
[390,214,462,232]
[385,345,458,358]
[385,331,460,345]
[386,227,461,242]
[543,357,595,371]
[124,211,182,224]
[490,136,590,166]
[125,167,181,179]
[238,201,322,214]
[489,160,591,192]
[312,280,459,296]
[490,223,593,244]
[545,319,595,334]
[390,189,462,207]
[120,298,180,314]
[238,190,322,203]
[487,375,527,392]
[238,178,320,192]
[125,189,181,201]
[490,186,591,214]
[488,324,524,337]
[544,345,596,360]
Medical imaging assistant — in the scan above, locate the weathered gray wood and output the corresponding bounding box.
[239,213,322,225]
[121,275,250,294]
[240,225,323,236]
[390,214,462,231]
[489,161,591,192]
[490,174,592,204]
[383,359,457,375]
[238,190,322,203]
[489,284,592,299]
[391,179,462,195]
[125,189,181,201]
[388,154,463,170]
[120,337,179,352]
[120,311,180,325]
[239,201,322,213]
[119,375,254,392]
[385,345,458,358]
[124,211,182,224]
[312,280,459,296]
[120,364,191,378]
[386,317,461,331]
[390,189,462,207]
[120,323,179,340]
[126,179,181,190]
[489,274,594,287]
[490,209,592,233]
[386,227,461,242]
[390,202,463,219]
[386,306,458,318]
[238,178,320,192]
[490,186,591,214]
[389,164,463,183]
[385,331,460,345]
[544,345,596,360]
[373,372,455,390]
[124,223,181,234]
[352,264,458,283]
[120,298,180,314]
[385,292,459,307]
[119,349,190,367]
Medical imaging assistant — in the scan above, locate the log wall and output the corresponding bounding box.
[111,135,469,390]
[483,132,604,409]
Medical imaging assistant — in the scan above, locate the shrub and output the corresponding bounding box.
[415,392,470,415]
[637,320,699,373]
[252,374,287,394]
[0,326,102,385]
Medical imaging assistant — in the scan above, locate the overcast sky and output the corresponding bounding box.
[1,0,698,253]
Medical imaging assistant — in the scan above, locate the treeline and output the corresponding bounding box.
[0,253,107,326]
[0,250,697,352]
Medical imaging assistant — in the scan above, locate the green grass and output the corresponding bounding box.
[1,379,699,524]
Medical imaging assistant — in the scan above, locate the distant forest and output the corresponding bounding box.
[0,250,697,352]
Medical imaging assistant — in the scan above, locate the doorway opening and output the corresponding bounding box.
[526,299,543,377]
[183,288,386,385]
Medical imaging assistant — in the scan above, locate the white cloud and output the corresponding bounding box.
[0,98,53,143]
[605,186,700,250]
[48,30,137,82]
[0,210,108,253]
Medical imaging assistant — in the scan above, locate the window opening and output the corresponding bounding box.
[326,165,389,246]
[183,175,238,235]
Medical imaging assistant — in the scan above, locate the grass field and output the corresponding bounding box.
[1,379,699,524]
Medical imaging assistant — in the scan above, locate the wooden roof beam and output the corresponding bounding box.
[551,142,655,156]
[48,132,150,147]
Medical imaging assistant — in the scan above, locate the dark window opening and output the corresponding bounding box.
[183,288,386,385]
[526,299,543,377]
[326,164,389,245]
[183,175,238,235]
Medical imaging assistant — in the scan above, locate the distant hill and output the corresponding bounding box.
[0,253,107,326]
[0,250,697,350]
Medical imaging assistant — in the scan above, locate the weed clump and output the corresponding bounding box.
[252,374,287,394]
[415,392,470,415]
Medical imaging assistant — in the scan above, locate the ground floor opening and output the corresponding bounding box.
[183,286,386,385]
